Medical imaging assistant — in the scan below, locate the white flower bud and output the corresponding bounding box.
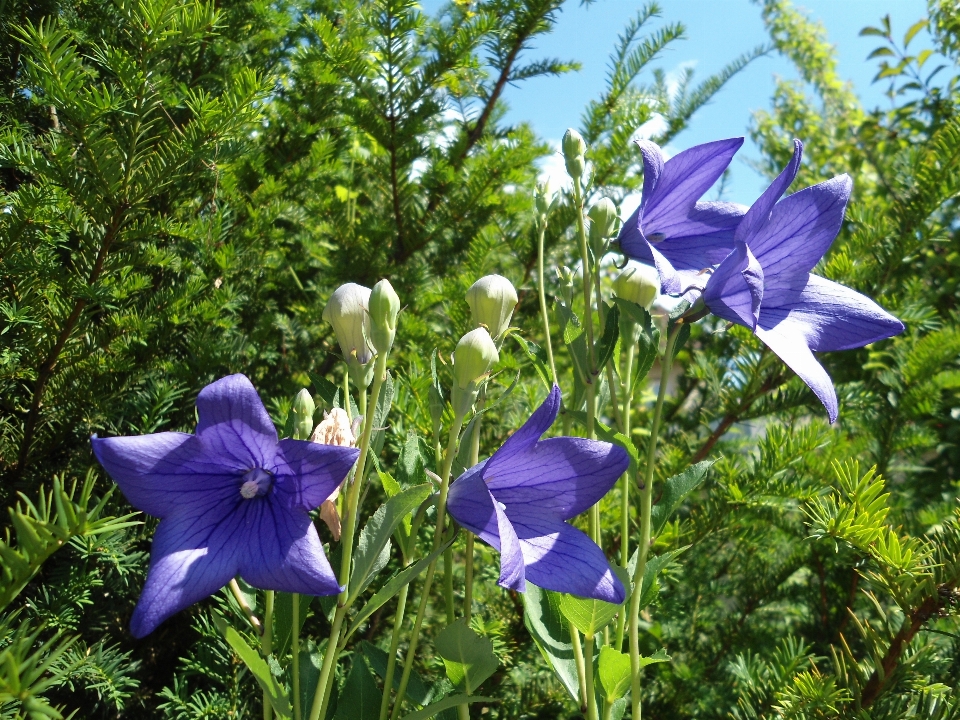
[323,283,375,366]
[369,279,400,354]
[452,328,499,390]
[589,198,618,240]
[614,261,660,310]
[466,274,518,340]
[534,179,553,217]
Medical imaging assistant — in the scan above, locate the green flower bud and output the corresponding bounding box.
[466,274,518,340]
[291,388,316,441]
[323,283,375,366]
[369,279,400,355]
[614,261,660,310]
[557,265,575,308]
[562,128,586,180]
[534,179,553,216]
[588,197,618,258]
[452,328,498,390]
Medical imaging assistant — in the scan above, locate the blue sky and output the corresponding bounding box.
[425,0,931,206]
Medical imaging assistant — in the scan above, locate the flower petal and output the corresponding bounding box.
[642,137,744,233]
[650,200,746,246]
[91,432,238,518]
[485,437,628,520]
[195,374,279,470]
[483,385,560,475]
[704,242,764,329]
[237,499,342,596]
[130,498,244,637]
[510,514,625,604]
[636,139,665,218]
[272,438,359,511]
[749,175,852,285]
[754,317,839,423]
[447,462,500,542]
[760,274,905,352]
[735,139,802,243]
[490,490,525,592]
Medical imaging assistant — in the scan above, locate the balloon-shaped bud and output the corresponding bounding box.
[562,128,586,180]
[369,279,400,354]
[323,283,375,366]
[290,388,316,441]
[451,328,498,417]
[557,266,575,307]
[534,179,553,217]
[466,274,518,340]
[614,261,660,310]
[589,198,618,241]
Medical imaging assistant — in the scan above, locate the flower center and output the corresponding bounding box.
[239,467,273,499]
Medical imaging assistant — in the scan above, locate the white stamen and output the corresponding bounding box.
[240,480,259,499]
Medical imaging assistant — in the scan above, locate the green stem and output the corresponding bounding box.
[309,354,389,720]
[229,578,262,635]
[378,582,410,720]
[443,547,456,624]
[293,594,301,720]
[628,323,681,720]
[263,590,275,720]
[570,621,588,712]
[614,342,636,650]
[390,412,467,720]
[535,220,558,383]
[584,633,599,720]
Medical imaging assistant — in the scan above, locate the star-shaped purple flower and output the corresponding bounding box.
[92,374,359,637]
[702,140,905,422]
[447,386,629,603]
[617,137,748,294]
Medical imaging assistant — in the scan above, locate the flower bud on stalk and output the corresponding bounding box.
[534,179,553,230]
[557,266,575,308]
[451,327,498,417]
[562,128,586,181]
[588,197,618,259]
[369,279,400,355]
[466,274,518,341]
[323,283,375,387]
[615,261,661,343]
[291,388,316,441]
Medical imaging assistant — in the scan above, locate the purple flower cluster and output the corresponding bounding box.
[617,137,904,422]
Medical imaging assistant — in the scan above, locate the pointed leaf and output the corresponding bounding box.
[522,583,581,702]
[435,619,499,693]
[558,593,622,637]
[512,335,552,389]
[332,656,381,720]
[650,461,713,537]
[598,647,632,701]
[401,696,497,720]
[219,623,292,718]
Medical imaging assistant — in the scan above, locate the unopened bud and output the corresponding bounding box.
[614,261,660,310]
[588,198,618,250]
[369,279,400,354]
[557,266,575,307]
[323,283,375,367]
[563,129,586,180]
[453,328,498,390]
[534,179,553,217]
[466,274,518,340]
[291,389,316,441]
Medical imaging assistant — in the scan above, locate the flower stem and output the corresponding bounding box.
[629,323,682,720]
[584,632,599,720]
[262,590,275,720]
[229,579,262,635]
[378,581,410,720]
[614,342,636,650]
[570,621,588,712]
[292,593,301,720]
[390,411,467,720]
[309,353,389,720]
[536,218,557,383]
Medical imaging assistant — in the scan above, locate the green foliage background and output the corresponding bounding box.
[1,0,959,717]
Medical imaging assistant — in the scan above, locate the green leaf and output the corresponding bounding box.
[351,484,432,596]
[522,583,581,702]
[401,695,497,720]
[904,18,927,47]
[361,641,431,705]
[598,647,632,701]
[219,622,292,718]
[297,641,323,715]
[397,431,428,488]
[673,323,691,354]
[867,46,896,59]
[632,547,688,611]
[638,647,671,668]
[345,538,453,641]
[332,656,381,720]
[309,372,341,409]
[435,619,499,693]
[859,26,887,38]
[558,592,622,637]
[595,302,620,371]
[649,460,714,537]
[512,335,552,389]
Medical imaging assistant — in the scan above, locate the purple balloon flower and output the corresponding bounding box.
[617,137,748,294]
[92,374,359,637]
[447,386,629,603]
[702,140,905,422]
